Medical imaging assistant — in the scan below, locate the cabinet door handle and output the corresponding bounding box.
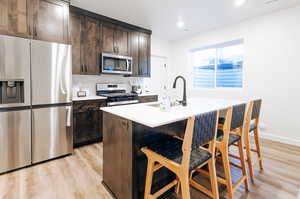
[121,120,127,127]
[66,106,72,127]
[34,26,37,37]
[85,65,88,72]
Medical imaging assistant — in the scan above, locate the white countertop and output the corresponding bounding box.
[72,96,107,101]
[101,97,246,128]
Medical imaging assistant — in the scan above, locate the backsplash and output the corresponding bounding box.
[72,75,144,97]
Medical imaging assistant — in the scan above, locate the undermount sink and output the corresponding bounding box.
[147,102,182,109]
[147,103,161,108]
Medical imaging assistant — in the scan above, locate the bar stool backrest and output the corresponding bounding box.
[251,99,262,120]
[231,104,247,130]
[218,107,233,147]
[192,111,219,149]
[181,111,219,170]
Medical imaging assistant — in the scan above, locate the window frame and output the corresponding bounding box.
[190,39,245,90]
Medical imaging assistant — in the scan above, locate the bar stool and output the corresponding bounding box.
[141,110,219,199]
[216,104,249,199]
[188,107,229,198]
[244,99,263,183]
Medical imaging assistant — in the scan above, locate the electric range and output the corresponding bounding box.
[96,83,138,106]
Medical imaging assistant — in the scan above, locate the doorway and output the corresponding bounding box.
[144,56,168,100]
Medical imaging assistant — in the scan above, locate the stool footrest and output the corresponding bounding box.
[190,178,214,198]
[233,176,247,192]
[153,179,178,198]
[230,161,243,169]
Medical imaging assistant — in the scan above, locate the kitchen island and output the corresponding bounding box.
[101,98,244,199]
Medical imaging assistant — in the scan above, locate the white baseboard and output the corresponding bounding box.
[260,132,300,147]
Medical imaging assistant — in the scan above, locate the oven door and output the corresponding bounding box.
[101,54,132,75]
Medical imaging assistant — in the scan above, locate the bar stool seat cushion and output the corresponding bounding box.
[145,134,212,171]
[217,130,241,146]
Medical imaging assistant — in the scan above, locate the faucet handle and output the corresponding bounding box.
[176,100,183,104]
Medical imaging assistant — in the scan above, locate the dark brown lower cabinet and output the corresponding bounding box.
[73,100,106,147]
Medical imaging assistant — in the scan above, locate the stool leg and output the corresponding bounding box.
[144,159,155,199]
[208,158,219,199]
[238,140,249,191]
[175,176,181,194]
[245,133,255,183]
[254,128,264,170]
[179,172,191,199]
[221,149,234,199]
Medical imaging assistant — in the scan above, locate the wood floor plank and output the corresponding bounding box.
[0,139,299,199]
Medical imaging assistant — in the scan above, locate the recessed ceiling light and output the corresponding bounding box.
[235,0,246,7]
[177,21,185,29]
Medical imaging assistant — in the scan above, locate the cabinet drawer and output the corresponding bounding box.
[73,100,106,112]
[138,95,158,103]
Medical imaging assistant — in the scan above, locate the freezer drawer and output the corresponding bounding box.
[0,109,31,173]
[31,40,72,105]
[32,106,73,164]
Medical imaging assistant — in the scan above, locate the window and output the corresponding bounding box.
[191,40,244,88]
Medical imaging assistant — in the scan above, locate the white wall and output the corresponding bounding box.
[151,35,170,57]
[143,36,171,98]
[169,6,300,146]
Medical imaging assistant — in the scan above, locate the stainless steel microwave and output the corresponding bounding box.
[101,53,132,75]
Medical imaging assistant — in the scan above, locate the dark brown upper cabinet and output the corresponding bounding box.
[69,11,82,74]
[69,6,152,76]
[101,23,115,54]
[0,0,31,38]
[82,16,100,75]
[70,10,100,75]
[31,0,69,44]
[101,23,130,56]
[131,32,151,77]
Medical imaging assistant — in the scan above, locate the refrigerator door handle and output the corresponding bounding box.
[66,106,72,127]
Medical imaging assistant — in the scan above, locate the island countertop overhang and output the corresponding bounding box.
[100,98,246,128]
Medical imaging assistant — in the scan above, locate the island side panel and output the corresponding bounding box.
[103,112,133,199]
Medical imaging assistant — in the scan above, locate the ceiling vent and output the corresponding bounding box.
[264,0,279,4]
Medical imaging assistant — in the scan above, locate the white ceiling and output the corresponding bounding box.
[71,0,300,41]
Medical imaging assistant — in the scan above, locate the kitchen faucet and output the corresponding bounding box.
[173,76,187,106]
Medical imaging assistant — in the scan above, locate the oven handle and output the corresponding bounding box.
[107,100,139,107]
[126,59,129,71]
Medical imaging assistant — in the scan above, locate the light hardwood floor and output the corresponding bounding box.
[0,139,299,199]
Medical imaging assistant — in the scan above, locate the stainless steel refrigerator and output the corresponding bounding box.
[31,40,73,164]
[0,35,32,173]
[0,35,73,173]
